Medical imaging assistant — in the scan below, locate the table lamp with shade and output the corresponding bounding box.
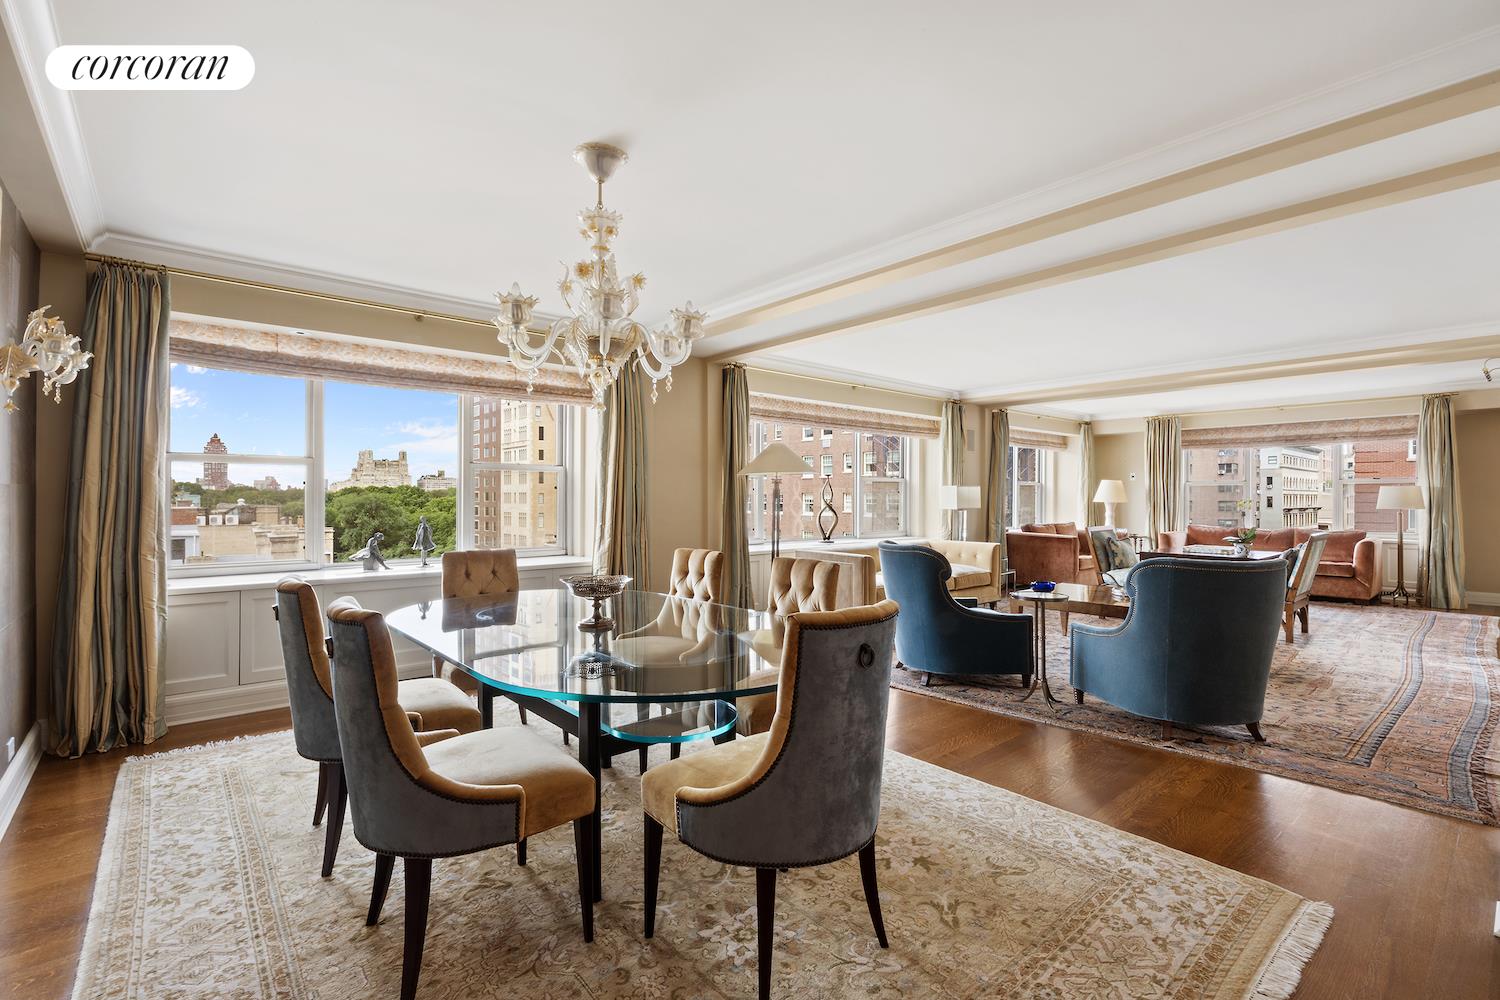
[1376,484,1424,606]
[740,443,812,560]
[939,484,982,540]
[1093,479,1128,530]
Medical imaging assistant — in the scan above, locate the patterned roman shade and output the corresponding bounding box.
[169,318,593,404]
[1181,415,1417,448]
[748,392,941,438]
[1009,428,1068,450]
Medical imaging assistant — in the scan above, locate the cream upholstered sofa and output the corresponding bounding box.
[790,538,1006,607]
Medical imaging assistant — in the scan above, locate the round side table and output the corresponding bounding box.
[1010,589,1070,708]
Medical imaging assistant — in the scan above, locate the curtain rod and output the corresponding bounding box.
[737,363,946,402]
[83,252,497,330]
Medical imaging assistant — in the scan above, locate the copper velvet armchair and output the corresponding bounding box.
[327,603,597,1000]
[640,601,900,1000]
[273,578,480,877]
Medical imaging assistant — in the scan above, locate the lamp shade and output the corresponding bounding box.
[939,485,982,510]
[1093,479,1127,504]
[739,442,813,476]
[1375,484,1424,510]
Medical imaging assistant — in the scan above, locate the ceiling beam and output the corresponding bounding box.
[703,70,1500,344]
[966,332,1500,408]
[705,150,1500,361]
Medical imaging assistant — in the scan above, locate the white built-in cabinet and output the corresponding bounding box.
[164,558,589,725]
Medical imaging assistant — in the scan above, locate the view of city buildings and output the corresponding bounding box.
[471,398,563,550]
[329,449,411,490]
[746,423,907,542]
[1185,438,1416,532]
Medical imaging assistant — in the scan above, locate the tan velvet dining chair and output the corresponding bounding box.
[438,548,521,709]
[734,556,840,737]
[641,601,900,1000]
[668,547,725,603]
[273,579,481,878]
[327,602,597,1000]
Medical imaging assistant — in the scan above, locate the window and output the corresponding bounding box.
[168,360,578,574]
[773,424,783,440]
[744,419,908,543]
[471,397,570,552]
[1007,446,1044,527]
[1184,438,1415,532]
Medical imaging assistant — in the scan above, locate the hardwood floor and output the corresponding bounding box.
[3,674,1498,998]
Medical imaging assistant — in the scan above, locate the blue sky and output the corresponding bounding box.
[169,365,459,486]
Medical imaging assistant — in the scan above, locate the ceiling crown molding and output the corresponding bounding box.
[0,0,103,247]
[702,26,1500,334]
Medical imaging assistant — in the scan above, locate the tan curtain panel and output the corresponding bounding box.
[721,364,753,608]
[1418,394,1466,610]
[984,409,1010,570]
[1079,421,1100,526]
[169,318,593,404]
[940,400,965,540]
[748,392,940,438]
[1181,415,1417,448]
[595,364,649,582]
[52,263,171,756]
[1145,415,1183,541]
[1009,428,1068,450]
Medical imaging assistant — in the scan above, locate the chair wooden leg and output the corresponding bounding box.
[1299,605,1309,634]
[367,853,394,926]
[321,762,346,878]
[1160,721,1174,741]
[516,839,527,866]
[1247,722,1266,743]
[573,818,594,943]
[922,672,932,687]
[313,760,330,827]
[670,743,681,761]
[643,814,663,938]
[638,746,649,772]
[400,858,432,1000]
[858,840,889,949]
[756,867,777,1000]
[1283,607,1294,644]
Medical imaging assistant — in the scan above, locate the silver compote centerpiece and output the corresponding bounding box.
[561,574,632,632]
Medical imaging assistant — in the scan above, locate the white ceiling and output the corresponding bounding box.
[10,1,1500,418]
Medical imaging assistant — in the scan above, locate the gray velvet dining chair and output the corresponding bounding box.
[326,601,598,1000]
[640,600,900,1000]
[878,541,1033,686]
[273,578,481,877]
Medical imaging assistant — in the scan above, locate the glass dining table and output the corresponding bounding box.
[385,587,780,900]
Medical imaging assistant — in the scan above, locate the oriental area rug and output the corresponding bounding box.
[73,717,1329,1000]
[893,603,1500,825]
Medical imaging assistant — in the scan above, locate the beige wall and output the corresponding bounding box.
[1094,430,1148,532]
[1456,408,1500,599]
[1,185,39,773]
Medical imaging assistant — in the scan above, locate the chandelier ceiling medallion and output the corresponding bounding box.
[493,142,705,409]
[0,306,91,414]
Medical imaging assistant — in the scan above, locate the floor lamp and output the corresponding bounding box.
[1376,484,1425,607]
[741,443,813,561]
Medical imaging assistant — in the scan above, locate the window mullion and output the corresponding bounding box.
[308,379,326,568]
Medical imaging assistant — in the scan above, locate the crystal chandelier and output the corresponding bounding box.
[493,143,706,409]
[0,306,91,414]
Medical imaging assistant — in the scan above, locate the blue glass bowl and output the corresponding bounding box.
[1031,580,1057,593]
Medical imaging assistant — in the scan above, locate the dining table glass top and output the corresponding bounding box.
[384,587,780,704]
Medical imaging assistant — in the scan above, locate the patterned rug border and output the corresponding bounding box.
[75,728,1335,1000]
[893,605,1500,827]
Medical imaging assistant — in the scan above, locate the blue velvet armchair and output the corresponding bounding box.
[878,542,1033,686]
[1069,556,1286,741]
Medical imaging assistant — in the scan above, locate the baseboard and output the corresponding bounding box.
[0,722,44,844]
[1467,590,1500,608]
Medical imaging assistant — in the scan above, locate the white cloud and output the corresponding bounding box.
[390,419,455,440]
[186,365,208,375]
[170,387,200,409]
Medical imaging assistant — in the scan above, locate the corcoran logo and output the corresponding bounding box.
[45,45,254,90]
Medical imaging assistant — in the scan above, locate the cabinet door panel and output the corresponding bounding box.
[165,591,241,696]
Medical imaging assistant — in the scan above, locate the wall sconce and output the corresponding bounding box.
[1,306,91,413]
